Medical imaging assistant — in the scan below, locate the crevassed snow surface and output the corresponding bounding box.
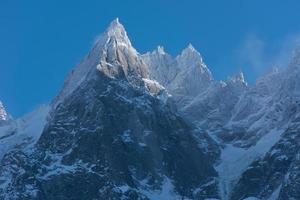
[216,128,284,200]
[0,105,49,159]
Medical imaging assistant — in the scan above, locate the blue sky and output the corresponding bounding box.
[1,0,300,117]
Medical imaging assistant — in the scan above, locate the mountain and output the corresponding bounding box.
[54,18,149,107]
[141,33,300,199]
[142,46,247,132]
[1,18,300,200]
[0,19,219,200]
[226,47,300,200]
[142,44,213,109]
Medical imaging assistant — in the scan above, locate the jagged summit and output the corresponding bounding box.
[175,44,210,78]
[156,45,166,55]
[187,43,197,51]
[106,18,125,36]
[0,101,9,121]
[101,18,133,48]
[229,72,246,84]
[54,18,147,107]
[109,17,120,27]
[178,43,203,62]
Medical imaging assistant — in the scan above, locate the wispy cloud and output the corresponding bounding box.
[235,33,300,75]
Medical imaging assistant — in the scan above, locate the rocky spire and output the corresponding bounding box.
[156,46,166,55]
[175,43,213,81]
[95,18,133,49]
[229,72,246,84]
[53,18,147,107]
[177,43,203,64]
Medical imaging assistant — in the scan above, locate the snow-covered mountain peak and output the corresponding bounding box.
[175,44,213,78]
[95,18,148,82]
[93,18,135,54]
[228,72,246,85]
[177,43,203,64]
[108,17,120,28]
[156,45,166,55]
[0,101,9,121]
[142,46,177,86]
[174,44,213,87]
[53,19,148,107]
[187,43,197,51]
[103,18,132,48]
[145,46,169,57]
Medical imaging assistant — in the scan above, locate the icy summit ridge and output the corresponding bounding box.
[53,18,146,107]
[177,43,203,63]
[96,17,133,49]
[55,18,244,116]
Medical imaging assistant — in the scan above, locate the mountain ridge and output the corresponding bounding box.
[0,19,219,200]
[1,18,300,200]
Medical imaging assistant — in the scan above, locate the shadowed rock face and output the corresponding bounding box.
[229,115,300,200]
[0,72,218,199]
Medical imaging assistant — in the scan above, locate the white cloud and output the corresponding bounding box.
[235,33,300,75]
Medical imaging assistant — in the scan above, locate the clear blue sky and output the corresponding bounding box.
[1,0,300,117]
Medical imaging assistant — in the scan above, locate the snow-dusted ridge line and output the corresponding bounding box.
[2,18,300,199]
[54,18,222,110]
[0,105,49,160]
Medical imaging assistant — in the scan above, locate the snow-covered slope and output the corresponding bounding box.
[183,72,247,129]
[221,47,300,200]
[142,46,178,86]
[0,105,49,160]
